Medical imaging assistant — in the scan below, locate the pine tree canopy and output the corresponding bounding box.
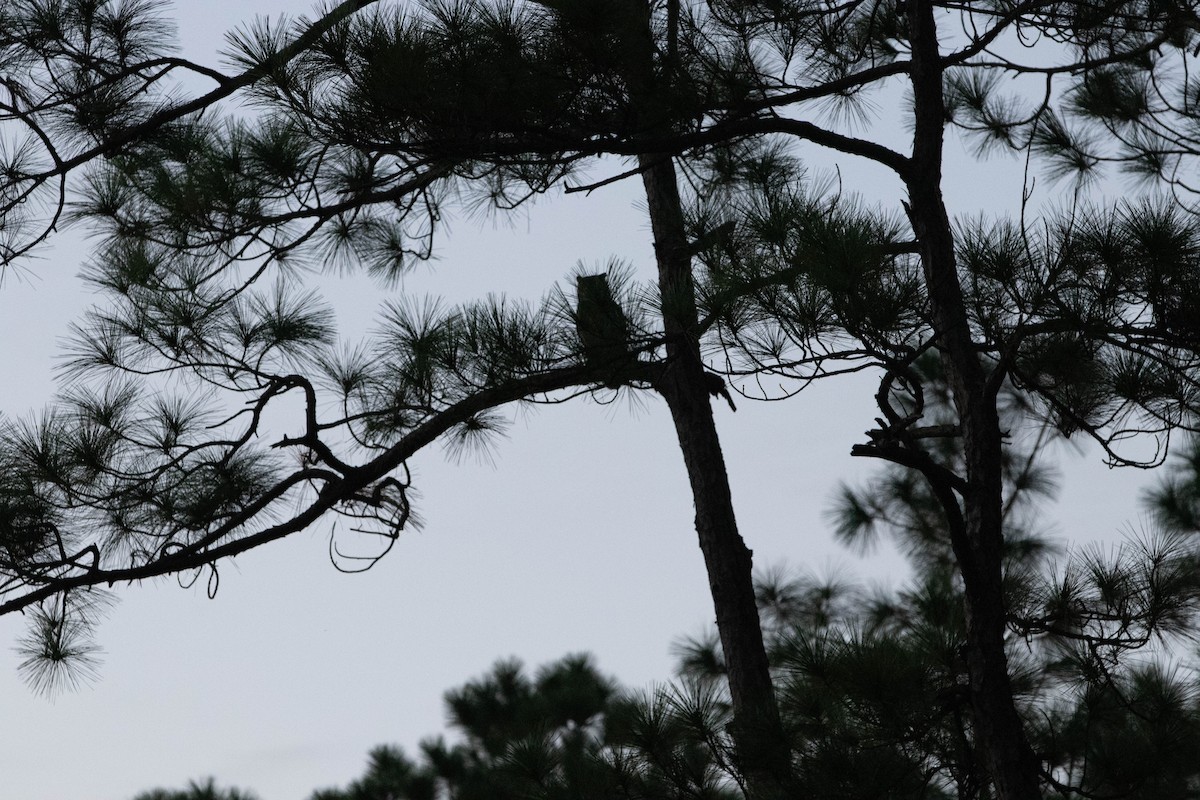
[2,1,1200,798]
[141,441,1200,800]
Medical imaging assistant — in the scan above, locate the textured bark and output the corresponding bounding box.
[906,2,1043,798]
[640,152,789,799]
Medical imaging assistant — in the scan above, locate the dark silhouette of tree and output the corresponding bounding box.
[1147,437,1200,534]
[297,596,1197,798]
[150,447,1200,800]
[131,403,1200,800]
[818,357,1200,798]
[310,654,622,800]
[3,2,1200,798]
[133,777,259,800]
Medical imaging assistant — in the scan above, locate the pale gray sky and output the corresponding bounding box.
[0,3,1157,798]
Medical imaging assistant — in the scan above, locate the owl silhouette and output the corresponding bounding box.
[575,273,632,388]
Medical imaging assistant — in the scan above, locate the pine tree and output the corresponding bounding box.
[310,654,620,800]
[3,3,1200,799]
[133,777,259,800]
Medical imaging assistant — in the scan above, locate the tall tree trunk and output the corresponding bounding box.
[614,5,787,794]
[906,2,1043,798]
[639,152,789,800]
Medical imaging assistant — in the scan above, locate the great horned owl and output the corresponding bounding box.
[576,273,632,388]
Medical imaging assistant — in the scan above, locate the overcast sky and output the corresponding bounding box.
[0,3,1163,799]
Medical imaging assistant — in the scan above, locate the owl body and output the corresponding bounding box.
[575,273,632,387]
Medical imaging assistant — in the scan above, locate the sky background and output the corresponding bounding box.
[0,3,1164,798]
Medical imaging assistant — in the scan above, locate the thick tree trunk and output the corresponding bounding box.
[614,6,786,794]
[640,153,789,799]
[906,2,1043,798]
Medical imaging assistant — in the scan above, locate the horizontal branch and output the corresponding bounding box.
[850,440,968,495]
[362,115,912,179]
[0,360,652,617]
[20,0,385,186]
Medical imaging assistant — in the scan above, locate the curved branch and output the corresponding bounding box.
[0,360,648,617]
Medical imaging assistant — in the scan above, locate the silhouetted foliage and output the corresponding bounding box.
[5,2,1200,798]
[129,385,1200,800]
[133,777,259,800]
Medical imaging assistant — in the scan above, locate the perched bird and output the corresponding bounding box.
[704,371,738,412]
[576,273,632,389]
